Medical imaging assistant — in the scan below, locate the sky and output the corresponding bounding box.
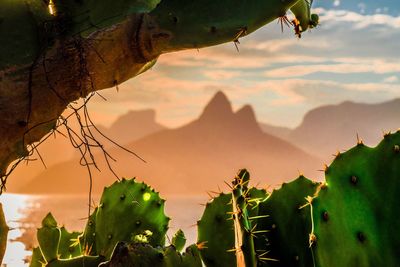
[88,0,400,128]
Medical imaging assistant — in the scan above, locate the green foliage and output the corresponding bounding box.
[311,131,400,267]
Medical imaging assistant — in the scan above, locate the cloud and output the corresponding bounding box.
[317,8,400,29]
[264,61,400,78]
[383,75,399,83]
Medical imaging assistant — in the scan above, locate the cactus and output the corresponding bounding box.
[290,0,319,34]
[37,213,62,263]
[256,176,318,266]
[171,229,186,252]
[197,192,235,266]
[1,0,317,69]
[58,227,81,258]
[311,131,400,267]
[30,213,106,267]
[92,178,170,258]
[99,242,202,267]
[149,0,312,53]
[80,207,98,256]
[30,247,45,267]
[31,178,172,266]
[231,169,257,267]
[197,170,268,267]
[27,134,400,267]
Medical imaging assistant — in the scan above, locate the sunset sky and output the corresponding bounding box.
[88,0,400,128]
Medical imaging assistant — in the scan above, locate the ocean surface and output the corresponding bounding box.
[0,193,207,267]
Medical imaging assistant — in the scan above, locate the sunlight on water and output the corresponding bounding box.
[0,194,39,267]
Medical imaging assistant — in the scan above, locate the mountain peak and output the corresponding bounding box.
[199,91,233,121]
[235,104,262,131]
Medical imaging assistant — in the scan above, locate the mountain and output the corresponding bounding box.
[6,109,166,192]
[15,91,322,195]
[96,109,166,146]
[315,0,400,16]
[286,99,400,161]
[259,123,291,139]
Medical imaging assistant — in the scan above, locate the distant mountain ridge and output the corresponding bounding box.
[97,109,166,146]
[16,91,321,195]
[260,99,400,161]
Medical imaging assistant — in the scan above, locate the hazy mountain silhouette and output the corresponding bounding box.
[15,91,322,195]
[264,99,400,161]
[96,109,166,146]
[6,109,167,192]
[259,123,291,139]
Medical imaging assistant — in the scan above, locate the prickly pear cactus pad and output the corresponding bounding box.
[37,213,61,263]
[197,193,235,267]
[94,178,170,258]
[57,227,81,259]
[256,176,318,267]
[149,0,307,52]
[171,229,186,252]
[81,207,98,256]
[311,131,400,267]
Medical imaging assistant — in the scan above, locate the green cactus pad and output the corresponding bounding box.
[58,227,82,259]
[94,178,170,258]
[312,131,400,267]
[256,176,318,266]
[29,247,45,267]
[171,229,186,252]
[150,0,302,52]
[197,193,235,267]
[37,213,61,262]
[80,207,98,256]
